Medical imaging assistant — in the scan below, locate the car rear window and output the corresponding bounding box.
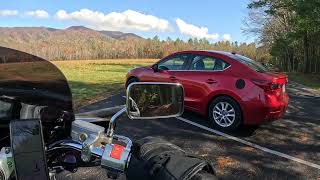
[233,54,269,73]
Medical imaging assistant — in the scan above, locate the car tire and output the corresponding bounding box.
[126,77,139,87]
[208,96,242,131]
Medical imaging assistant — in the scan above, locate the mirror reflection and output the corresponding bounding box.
[126,83,184,119]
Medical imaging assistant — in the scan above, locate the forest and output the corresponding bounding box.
[244,0,320,73]
[0,27,259,62]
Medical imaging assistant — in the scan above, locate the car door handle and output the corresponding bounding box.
[206,79,217,84]
[170,76,178,81]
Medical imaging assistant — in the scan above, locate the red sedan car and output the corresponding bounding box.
[126,50,289,131]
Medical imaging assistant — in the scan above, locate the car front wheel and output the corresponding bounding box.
[126,77,139,88]
[209,96,242,131]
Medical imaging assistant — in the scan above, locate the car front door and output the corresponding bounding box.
[144,54,192,83]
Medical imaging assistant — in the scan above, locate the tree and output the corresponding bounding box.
[244,0,320,73]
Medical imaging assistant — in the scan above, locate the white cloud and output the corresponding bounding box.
[176,18,219,41]
[0,10,18,17]
[55,9,172,32]
[26,10,49,19]
[223,34,231,41]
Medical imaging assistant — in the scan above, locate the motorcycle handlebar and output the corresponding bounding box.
[47,140,104,158]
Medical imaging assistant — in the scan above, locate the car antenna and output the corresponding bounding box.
[231,51,236,55]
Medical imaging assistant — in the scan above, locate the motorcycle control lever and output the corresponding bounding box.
[72,107,132,175]
[105,107,126,144]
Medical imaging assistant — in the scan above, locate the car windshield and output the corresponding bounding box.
[233,54,269,73]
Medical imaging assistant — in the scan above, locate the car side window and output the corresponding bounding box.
[0,100,12,119]
[190,55,230,71]
[158,54,189,70]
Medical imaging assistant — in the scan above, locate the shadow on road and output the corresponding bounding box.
[181,111,260,137]
[115,116,312,180]
[74,82,320,179]
[287,81,320,98]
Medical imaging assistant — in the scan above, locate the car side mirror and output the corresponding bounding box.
[152,64,159,72]
[126,82,184,119]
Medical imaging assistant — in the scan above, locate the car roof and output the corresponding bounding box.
[176,50,236,57]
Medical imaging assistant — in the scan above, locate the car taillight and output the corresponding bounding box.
[252,78,287,92]
[273,76,288,84]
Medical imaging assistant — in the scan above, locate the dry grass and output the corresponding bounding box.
[217,156,240,170]
[298,133,309,143]
[240,146,256,153]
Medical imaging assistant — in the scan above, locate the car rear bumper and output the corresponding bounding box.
[243,93,289,125]
[264,104,287,121]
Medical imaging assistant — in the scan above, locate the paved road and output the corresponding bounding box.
[64,82,320,180]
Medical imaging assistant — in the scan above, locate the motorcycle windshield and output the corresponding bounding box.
[0,46,74,123]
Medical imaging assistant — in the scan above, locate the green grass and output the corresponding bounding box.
[53,59,157,109]
[287,72,320,89]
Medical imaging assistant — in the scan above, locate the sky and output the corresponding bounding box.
[0,0,255,43]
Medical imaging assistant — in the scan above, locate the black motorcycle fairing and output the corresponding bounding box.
[0,46,74,144]
[0,46,73,110]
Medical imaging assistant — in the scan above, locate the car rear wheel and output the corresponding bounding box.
[209,96,242,131]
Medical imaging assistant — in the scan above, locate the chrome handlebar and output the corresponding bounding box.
[49,134,132,175]
[66,108,133,174]
[47,140,105,158]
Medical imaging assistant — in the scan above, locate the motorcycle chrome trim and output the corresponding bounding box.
[71,119,107,162]
[75,117,110,123]
[47,140,104,158]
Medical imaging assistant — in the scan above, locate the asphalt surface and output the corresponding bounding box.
[61,82,320,180]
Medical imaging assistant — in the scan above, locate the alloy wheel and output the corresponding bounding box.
[212,102,235,127]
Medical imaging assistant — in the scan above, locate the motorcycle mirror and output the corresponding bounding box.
[126,82,184,119]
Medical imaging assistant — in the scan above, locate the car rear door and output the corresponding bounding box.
[170,54,230,112]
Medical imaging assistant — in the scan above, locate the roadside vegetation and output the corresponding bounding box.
[53,59,157,109]
[287,73,320,89]
[244,0,320,74]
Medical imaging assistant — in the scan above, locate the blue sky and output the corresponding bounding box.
[0,0,254,43]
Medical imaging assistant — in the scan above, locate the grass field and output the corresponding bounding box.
[53,59,157,109]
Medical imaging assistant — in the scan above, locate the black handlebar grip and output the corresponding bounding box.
[126,137,216,180]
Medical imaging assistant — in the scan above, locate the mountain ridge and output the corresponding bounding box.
[0,26,143,40]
